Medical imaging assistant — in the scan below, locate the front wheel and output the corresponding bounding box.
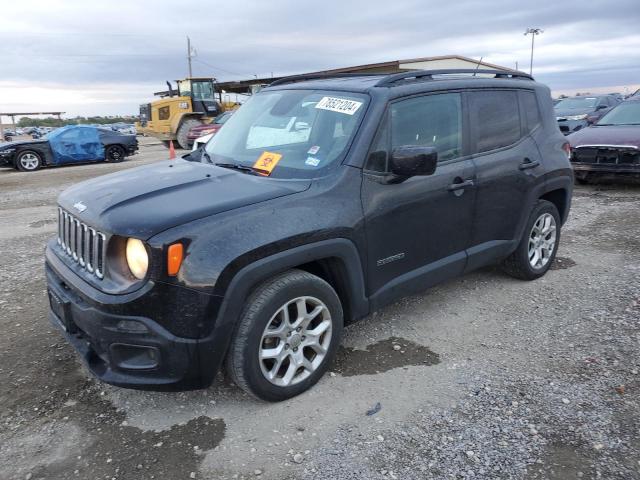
[226,270,343,401]
[502,200,561,280]
[15,150,42,172]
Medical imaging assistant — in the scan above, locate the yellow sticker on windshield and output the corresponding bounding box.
[253,151,282,176]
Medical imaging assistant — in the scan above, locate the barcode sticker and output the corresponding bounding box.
[315,97,363,115]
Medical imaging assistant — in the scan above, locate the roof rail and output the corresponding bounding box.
[374,69,533,87]
[269,72,383,87]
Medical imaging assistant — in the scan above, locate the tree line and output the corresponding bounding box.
[17,116,137,127]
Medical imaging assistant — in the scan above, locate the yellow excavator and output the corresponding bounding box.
[136,77,239,149]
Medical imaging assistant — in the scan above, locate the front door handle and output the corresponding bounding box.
[519,158,540,170]
[447,178,474,192]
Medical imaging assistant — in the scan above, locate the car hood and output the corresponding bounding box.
[58,159,311,239]
[555,107,594,117]
[0,139,48,150]
[568,125,640,148]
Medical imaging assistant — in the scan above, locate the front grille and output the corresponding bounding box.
[57,207,107,279]
[572,146,640,165]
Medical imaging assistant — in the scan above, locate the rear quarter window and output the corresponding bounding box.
[469,90,521,153]
[520,90,542,133]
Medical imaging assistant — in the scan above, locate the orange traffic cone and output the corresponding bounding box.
[168,140,176,160]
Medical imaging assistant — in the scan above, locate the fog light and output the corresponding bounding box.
[110,344,159,370]
[116,319,148,333]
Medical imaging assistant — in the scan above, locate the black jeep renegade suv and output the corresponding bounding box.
[46,69,573,401]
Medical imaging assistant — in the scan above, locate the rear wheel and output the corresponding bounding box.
[226,269,343,401]
[15,150,42,172]
[176,119,201,150]
[502,200,561,280]
[104,145,125,163]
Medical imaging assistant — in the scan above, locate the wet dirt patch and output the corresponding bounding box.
[550,256,577,270]
[33,407,225,480]
[3,383,226,480]
[333,336,440,376]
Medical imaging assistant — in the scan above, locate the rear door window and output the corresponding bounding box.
[468,91,521,153]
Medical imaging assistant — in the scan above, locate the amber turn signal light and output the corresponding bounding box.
[167,243,184,276]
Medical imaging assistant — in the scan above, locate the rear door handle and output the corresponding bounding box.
[447,178,474,191]
[519,158,540,170]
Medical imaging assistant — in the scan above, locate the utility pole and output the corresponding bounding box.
[187,36,194,78]
[524,28,543,75]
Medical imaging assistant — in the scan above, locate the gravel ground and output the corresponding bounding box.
[0,143,638,480]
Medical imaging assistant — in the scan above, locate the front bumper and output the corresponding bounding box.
[0,150,15,166]
[557,118,588,135]
[45,245,225,391]
[571,146,640,174]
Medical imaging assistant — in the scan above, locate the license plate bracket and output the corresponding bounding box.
[48,288,77,333]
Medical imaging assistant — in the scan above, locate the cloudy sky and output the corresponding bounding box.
[1,0,639,117]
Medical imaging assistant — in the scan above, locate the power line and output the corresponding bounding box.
[192,58,247,77]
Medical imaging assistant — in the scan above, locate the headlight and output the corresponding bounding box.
[566,114,588,121]
[125,238,149,280]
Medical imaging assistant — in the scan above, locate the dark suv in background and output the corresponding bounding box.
[46,69,573,401]
[555,94,621,134]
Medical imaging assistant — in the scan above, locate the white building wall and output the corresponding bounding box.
[399,58,508,71]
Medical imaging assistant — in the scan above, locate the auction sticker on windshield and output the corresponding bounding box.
[315,97,363,115]
[253,151,283,176]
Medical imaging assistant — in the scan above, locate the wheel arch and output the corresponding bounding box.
[197,239,369,383]
[218,239,369,327]
[104,143,126,154]
[539,175,573,225]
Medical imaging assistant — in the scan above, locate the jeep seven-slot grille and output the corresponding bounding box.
[57,207,106,279]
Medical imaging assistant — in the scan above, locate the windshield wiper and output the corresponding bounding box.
[597,123,640,126]
[214,162,261,175]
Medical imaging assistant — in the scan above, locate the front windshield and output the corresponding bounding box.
[555,97,598,109]
[597,101,640,126]
[204,89,368,179]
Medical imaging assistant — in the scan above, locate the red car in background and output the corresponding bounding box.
[186,111,233,143]
[568,97,640,183]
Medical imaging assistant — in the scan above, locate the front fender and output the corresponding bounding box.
[195,238,369,386]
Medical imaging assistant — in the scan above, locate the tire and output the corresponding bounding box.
[176,119,200,150]
[226,269,343,402]
[104,145,126,163]
[15,150,42,172]
[502,200,561,280]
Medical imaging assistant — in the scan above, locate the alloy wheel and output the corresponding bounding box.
[259,296,332,387]
[528,213,557,269]
[19,153,39,170]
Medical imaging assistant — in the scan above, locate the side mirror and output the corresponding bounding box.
[596,105,607,110]
[389,146,438,177]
